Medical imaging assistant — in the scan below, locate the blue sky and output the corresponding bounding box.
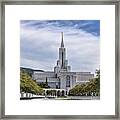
[20,20,100,73]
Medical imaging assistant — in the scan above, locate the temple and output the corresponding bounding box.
[32,32,94,95]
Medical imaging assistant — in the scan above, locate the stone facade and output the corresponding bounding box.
[32,32,94,94]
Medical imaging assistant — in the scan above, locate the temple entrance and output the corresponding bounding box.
[44,88,66,98]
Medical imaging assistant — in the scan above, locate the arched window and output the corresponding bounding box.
[66,75,70,87]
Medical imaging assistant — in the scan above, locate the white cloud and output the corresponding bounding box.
[20,21,100,73]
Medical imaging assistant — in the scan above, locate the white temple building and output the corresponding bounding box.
[32,32,94,95]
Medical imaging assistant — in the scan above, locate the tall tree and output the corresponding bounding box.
[20,71,43,95]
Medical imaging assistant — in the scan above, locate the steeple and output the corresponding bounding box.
[54,32,71,73]
[61,32,64,48]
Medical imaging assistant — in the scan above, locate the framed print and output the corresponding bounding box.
[0,0,119,119]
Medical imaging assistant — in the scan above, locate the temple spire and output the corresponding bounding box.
[61,32,64,48]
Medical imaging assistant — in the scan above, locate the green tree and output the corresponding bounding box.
[44,77,49,88]
[20,71,43,95]
[38,77,50,88]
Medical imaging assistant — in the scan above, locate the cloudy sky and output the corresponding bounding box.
[20,20,100,73]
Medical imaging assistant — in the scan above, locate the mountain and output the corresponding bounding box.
[20,67,44,77]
